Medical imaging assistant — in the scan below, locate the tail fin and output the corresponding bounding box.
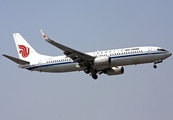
[13,33,40,61]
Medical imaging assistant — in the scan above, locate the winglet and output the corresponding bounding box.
[40,29,49,41]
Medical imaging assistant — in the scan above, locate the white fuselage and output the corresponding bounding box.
[21,46,171,72]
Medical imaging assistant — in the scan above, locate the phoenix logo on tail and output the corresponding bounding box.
[18,45,30,58]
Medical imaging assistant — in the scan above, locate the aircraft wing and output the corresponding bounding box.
[40,30,94,65]
[2,54,30,65]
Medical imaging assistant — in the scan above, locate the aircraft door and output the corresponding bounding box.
[147,47,153,62]
[38,60,42,65]
[38,60,42,72]
[148,47,152,54]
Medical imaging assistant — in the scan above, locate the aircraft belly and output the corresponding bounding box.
[54,63,81,72]
[41,63,81,72]
[146,54,164,62]
[111,54,156,66]
[111,57,133,66]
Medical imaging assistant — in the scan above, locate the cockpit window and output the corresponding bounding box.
[157,49,166,51]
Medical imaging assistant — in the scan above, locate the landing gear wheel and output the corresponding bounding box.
[84,68,90,74]
[153,64,157,69]
[92,74,98,80]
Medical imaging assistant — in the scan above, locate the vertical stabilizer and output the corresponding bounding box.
[13,33,40,61]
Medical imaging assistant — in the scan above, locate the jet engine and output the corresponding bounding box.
[94,56,111,66]
[105,66,124,75]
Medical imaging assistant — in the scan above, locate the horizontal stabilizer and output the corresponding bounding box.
[2,54,30,65]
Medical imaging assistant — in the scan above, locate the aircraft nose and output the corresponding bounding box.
[165,51,172,58]
[168,52,172,57]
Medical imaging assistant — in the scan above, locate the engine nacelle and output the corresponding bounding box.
[106,66,124,76]
[94,56,111,66]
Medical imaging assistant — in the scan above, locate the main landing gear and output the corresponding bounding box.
[84,67,98,80]
[92,74,98,80]
[84,68,90,74]
[153,60,163,69]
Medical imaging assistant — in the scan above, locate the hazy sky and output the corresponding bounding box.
[1,0,173,120]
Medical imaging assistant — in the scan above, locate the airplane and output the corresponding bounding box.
[2,30,172,80]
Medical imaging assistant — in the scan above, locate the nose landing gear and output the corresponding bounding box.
[153,60,163,69]
[153,64,157,69]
